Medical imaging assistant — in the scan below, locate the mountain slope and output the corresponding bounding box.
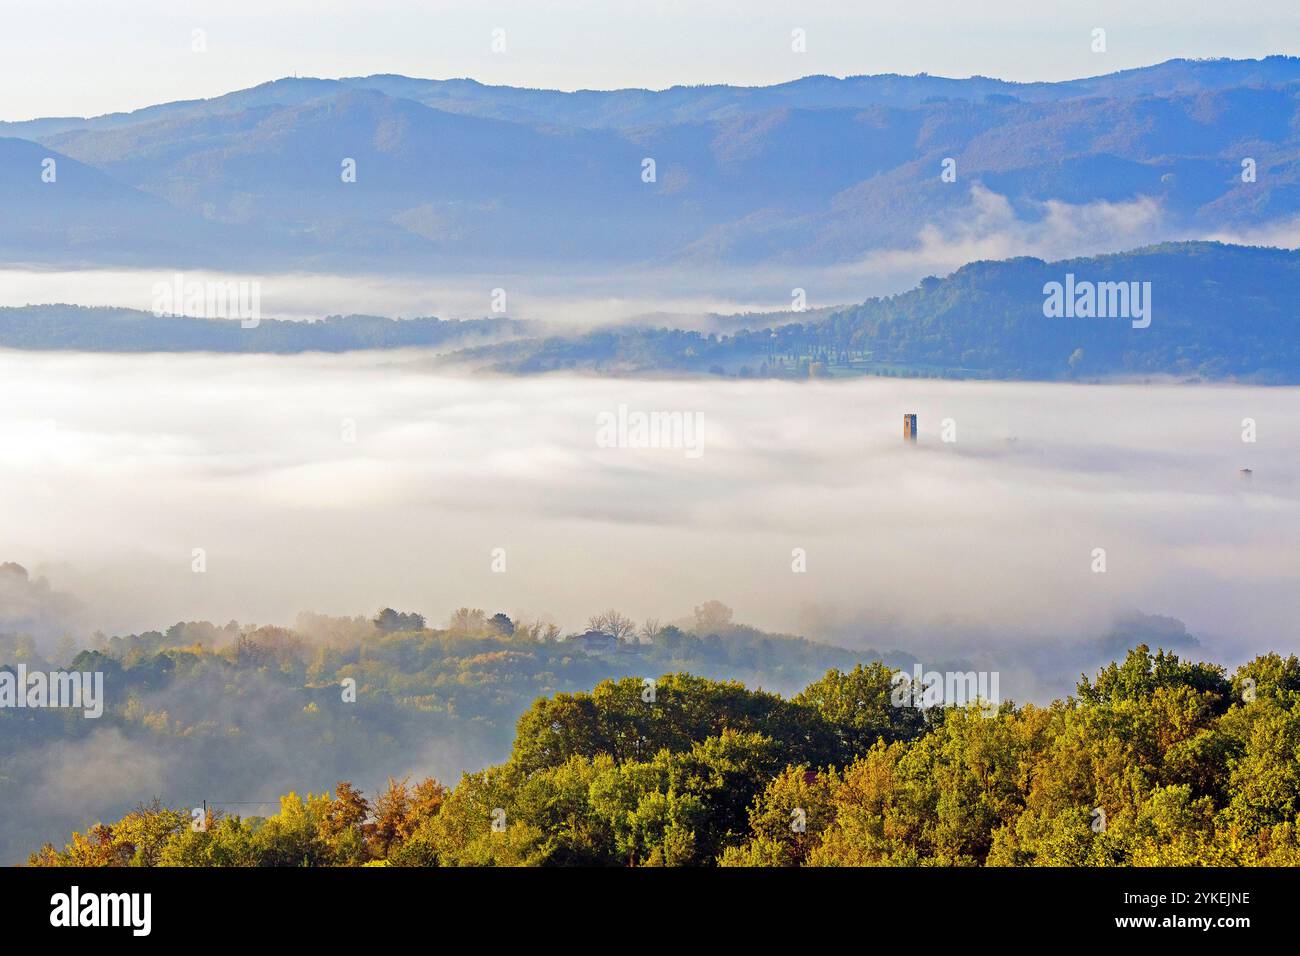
[449,242,1300,383]
[1,59,1298,271]
[0,137,246,265]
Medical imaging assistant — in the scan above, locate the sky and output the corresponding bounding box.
[2,0,1299,120]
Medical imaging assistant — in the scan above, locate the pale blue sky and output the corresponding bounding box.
[3,0,1299,120]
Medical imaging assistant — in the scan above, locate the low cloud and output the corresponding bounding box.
[1207,214,1300,250]
[0,562,83,642]
[1,350,1294,688]
[833,184,1168,284]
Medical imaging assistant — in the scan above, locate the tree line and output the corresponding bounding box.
[27,645,1300,866]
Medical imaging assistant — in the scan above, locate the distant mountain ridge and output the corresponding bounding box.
[1,58,1298,272]
[6,56,1299,134]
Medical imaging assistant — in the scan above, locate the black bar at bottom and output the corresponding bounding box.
[0,866,1278,942]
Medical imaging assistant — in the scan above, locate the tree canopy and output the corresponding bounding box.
[26,645,1300,867]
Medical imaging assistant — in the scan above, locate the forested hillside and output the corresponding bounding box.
[24,646,1300,867]
[0,600,879,864]
[0,306,528,352]
[458,242,1300,382]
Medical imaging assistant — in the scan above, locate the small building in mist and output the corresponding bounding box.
[566,630,619,656]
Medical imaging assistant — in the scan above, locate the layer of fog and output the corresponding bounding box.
[0,264,803,329]
[5,188,1296,330]
[3,348,1297,696]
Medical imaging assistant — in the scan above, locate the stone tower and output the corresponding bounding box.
[903,413,918,442]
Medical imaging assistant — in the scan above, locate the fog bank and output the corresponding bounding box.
[2,349,1295,683]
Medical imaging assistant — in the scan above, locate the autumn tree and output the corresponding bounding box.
[692,600,733,635]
